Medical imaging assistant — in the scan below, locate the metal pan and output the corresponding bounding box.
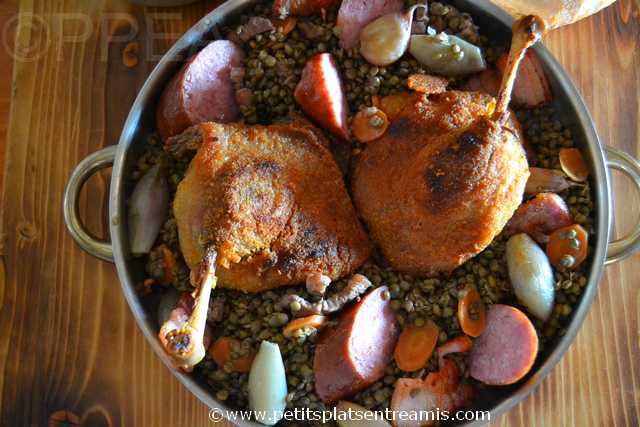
[63,0,640,425]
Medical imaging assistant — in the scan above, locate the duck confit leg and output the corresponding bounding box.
[159,248,217,371]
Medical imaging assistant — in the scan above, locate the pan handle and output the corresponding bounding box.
[604,146,640,265]
[63,146,117,263]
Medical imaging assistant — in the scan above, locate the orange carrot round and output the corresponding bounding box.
[559,148,589,182]
[394,320,439,372]
[546,224,588,270]
[209,336,254,373]
[458,286,486,338]
[283,314,327,337]
[352,107,389,143]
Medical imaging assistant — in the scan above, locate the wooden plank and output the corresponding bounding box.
[0,0,18,196]
[0,0,638,426]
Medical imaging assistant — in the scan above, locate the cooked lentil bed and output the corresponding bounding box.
[131,1,596,425]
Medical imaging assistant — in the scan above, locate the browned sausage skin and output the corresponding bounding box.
[156,40,244,141]
[314,286,399,403]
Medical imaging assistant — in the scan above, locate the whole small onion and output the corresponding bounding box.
[128,163,169,256]
[506,233,555,321]
[360,5,425,66]
[248,341,288,425]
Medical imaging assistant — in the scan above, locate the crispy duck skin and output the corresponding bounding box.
[352,91,530,275]
[351,16,546,276]
[171,121,372,293]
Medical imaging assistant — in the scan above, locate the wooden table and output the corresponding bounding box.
[0,1,638,426]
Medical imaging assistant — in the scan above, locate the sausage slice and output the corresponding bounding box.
[505,192,573,244]
[156,40,244,140]
[314,286,398,403]
[470,304,539,385]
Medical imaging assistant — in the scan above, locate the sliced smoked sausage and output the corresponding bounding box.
[156,40,244,141]
[470,304,538,385]
[314,286,398,403]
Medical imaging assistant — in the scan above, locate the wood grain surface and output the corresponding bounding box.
[0,1,638,426]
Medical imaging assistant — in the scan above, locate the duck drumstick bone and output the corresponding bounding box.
[159,248,217,371]
[494,15,547,125]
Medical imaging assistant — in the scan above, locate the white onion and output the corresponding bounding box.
[128,164,169,256]
[360,6,424,66]
[506,233,555,321]
[248,341,288,425]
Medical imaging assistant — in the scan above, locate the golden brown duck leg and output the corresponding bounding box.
[494,15,547,124]
[159,248,217,371]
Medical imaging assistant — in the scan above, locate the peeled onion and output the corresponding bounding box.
[336,401,391,427]
[248,341,288,425]
[360,5,425,66]
[409,33,486,76]
[506,233,555,321]
[128,163,169,256]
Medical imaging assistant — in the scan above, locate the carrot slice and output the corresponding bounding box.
[559,148,589,182]
[209,336,255,373]
[458,286,486,338]
[546,224,588,270]
[394,320,439,372]
[351,107,390,143]
[283,314,327,337]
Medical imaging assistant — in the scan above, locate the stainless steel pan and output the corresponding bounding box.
[63,0,640,425]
